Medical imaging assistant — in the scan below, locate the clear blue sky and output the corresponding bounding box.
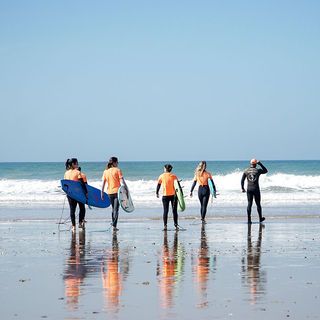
[1,0,319,162]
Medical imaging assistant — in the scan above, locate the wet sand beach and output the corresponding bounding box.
[1,217,320,320]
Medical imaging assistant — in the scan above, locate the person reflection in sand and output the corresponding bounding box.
[157,230,185,309]
[193,225,216,308]
[241,223,267,305]
[64,230,87,309]
[102,231,130,313]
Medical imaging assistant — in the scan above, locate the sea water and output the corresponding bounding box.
[0,161,320,213]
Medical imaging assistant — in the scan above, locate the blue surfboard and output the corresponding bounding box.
[61,179,110,208]
[208,179,216,198]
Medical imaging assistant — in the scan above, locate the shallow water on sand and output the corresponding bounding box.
[1,219,320,319]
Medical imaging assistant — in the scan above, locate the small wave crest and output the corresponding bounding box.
[1,172,320,206]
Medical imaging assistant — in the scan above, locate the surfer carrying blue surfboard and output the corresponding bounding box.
[156,164,180,231]
[64,158,88,232]
[101,157,128,230]
[241,159,268,224]
[190,161,216,223]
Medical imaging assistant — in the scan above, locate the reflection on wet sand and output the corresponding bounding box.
[193,225,216,308]
[241,224,267,305]
[61,223,266,315]
[64,231,87,310]
[157,231,185,309]
[63,229,131,314]
[102,231,130,313]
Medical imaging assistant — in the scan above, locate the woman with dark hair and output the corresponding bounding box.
[190,161,216,224]
[101,157,127,230]
[156,164,180,231]
[64,158,88,232]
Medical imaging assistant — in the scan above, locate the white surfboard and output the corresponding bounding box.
[118,185,134,213]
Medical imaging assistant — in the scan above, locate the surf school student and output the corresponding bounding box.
[241,159,268,224]
[101,157,127,230]
[64,158,88,232]
[190,161,216,223]
[156,164,180,231]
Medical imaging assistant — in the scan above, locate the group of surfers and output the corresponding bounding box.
[64,157,268,232]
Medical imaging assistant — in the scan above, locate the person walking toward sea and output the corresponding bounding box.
[101,157,127,230]
[64,158,88,232]
[190,161,216,224]
[156,164,180,231]
[241,159,268,224]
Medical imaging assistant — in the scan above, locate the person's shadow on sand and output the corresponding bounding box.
[63,230,87,309]
[101,230,131,313]
[241,223,267,305]
[193,225,217,308]
[157,230,185,309]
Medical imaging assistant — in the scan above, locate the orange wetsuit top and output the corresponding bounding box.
[157,172,178,196]
[102,168,123,194]
[194,171,213,186]
[64,169,82,181]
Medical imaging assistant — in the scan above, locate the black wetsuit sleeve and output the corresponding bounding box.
[190,180,197,193]
[156,183,161,195]
[79,178,88,194]
[241,172,246,190]
[259,163,268,174]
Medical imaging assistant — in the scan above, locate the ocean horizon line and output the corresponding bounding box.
[1,159,320,164]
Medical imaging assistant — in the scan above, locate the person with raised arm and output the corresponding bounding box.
[241,159,268,224]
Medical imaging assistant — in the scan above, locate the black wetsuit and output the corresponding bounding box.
[156,184,178,227]
[67,196,85,227]
[241,163,268,222]
[162,195,178,226]
[108,193,120,227]
[67,178,87,227]
[190,180,215,220]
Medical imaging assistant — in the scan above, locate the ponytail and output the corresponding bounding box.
[65,158,78,170]
[106,157,118,169]
[195,161,206,178]
[65,159,72,170]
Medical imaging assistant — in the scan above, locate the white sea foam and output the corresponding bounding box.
[1,172,320,207]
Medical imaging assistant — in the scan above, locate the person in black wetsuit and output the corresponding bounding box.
[241,159,268,224]
[190,161,216,223]
[64,158,88,232]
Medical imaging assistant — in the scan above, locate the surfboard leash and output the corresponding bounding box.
[57,196,73,232]
[58,197,67,224]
